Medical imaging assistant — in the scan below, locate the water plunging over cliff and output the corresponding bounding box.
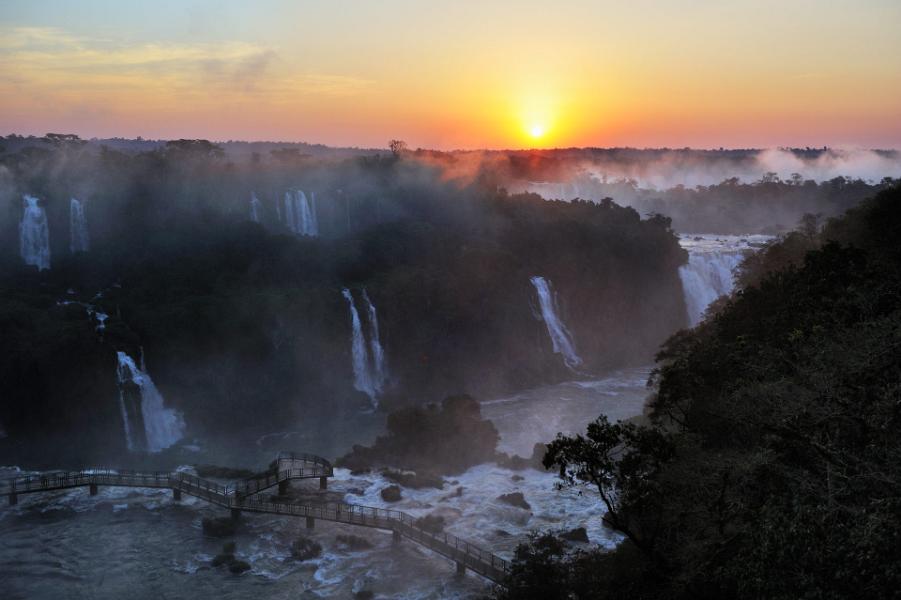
[115,352,185,452]
[283,190,318,236]
[69,198,90,254]
[678,235,772,326]
[530,276,582,369]
[249,193,262,223]
[19,195,51,271]
[342,289,387,406]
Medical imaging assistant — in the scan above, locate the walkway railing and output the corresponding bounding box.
[0,452,509,584]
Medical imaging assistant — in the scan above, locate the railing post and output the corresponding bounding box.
[173,488,182,501]
[392,529,402,544]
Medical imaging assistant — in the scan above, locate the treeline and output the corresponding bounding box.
[498,184,901,599]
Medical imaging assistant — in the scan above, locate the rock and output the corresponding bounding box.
[228,560,251,574]
[497,492,531,510]
[336,395,500,475]
[380,485,402,502]
[202,516,237,537]
[560,527,589,542]
[346,487,366,496]
[440,486,464,501]
[494,529,512,538]
[354,592,375,600]
[336,534,373,550]
[382,469,445,489]
[496,443,548,471]
[290,537,323,561]
[414,513,446,534]
[511,474,524,482]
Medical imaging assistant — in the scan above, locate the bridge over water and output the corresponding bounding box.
[0,452,510,584]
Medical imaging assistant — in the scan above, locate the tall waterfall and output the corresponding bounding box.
[362,289,388,391]
[678,234,771,326]
[19,195,51,271]
[530,276,582,369]
[342,288,388,406]
[249,193,262,223]
[115,351,185,452]
[69,197,90,253]
[283,189,318,236]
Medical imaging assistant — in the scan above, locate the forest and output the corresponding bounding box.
[496,185,901,599]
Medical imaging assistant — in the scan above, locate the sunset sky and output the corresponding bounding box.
[1,0,900,149]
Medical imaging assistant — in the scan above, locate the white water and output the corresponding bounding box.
[115,352,185,452]
[361,289,388,394]
[249,193,262,223]
[283,189,318,236]
[69,197,90,253]
[530,276,582,369]
[678,235,772,326]
[19,195,51,271]
[342,289,387,407]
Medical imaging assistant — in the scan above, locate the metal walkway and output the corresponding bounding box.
[0,451,510,583]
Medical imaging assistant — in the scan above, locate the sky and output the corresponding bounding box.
[1,0,900,150]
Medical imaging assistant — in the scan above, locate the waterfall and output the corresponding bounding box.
[283,189,319,236]
[115,352,185,452]
[19,195,51,271]
[249,193,262,223]
[677,235,770,326]
[530,276,582,369]
[69,198,90,254]
[362,289,388,393]
[342,288,387,406]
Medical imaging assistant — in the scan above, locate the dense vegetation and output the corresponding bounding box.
[0,137,685,458]
[498,185,901,599]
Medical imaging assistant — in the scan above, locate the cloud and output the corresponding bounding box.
[0,26,373,100]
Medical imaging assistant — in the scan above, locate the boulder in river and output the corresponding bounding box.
[560,527,589,542]
[497,492,531,510]
[380,485,402,502]
[290,536,323,561]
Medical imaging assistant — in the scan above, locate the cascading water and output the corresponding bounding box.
[283,189,319,236]
[115,351,185,452]
[69,197,90,253]
[19,195,51,271]
[249,193,262,223]
[678,235,772,326]
[530,276,582,369]
[362,289,388,393]
[342,288,387,406]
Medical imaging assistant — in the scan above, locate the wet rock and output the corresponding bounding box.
[380,485,402,502]
[496,443,548,471]
[560,527,589,542]
[228,560,251,574]
[494,529,512,538]
[415,513,446,534]
[354,592,375,600]
[497,492,531,510]
[440,486,464,501]
[336,534,373,551]
[290,536,323,561]
[346,487,366,496]
[202,516,237,537]
[336,395,499,475]
[511,474,524,482]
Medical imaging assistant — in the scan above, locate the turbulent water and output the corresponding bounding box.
[342,288,387,406]
[116,352,186,453]
[0,369,651,599]
[19,195,51,271]
[283,189,318,236]
[678,234,772,326]
[69,197,90,254]
[530,276,582,369]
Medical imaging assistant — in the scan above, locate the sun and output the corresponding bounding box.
[529,124,546,139]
